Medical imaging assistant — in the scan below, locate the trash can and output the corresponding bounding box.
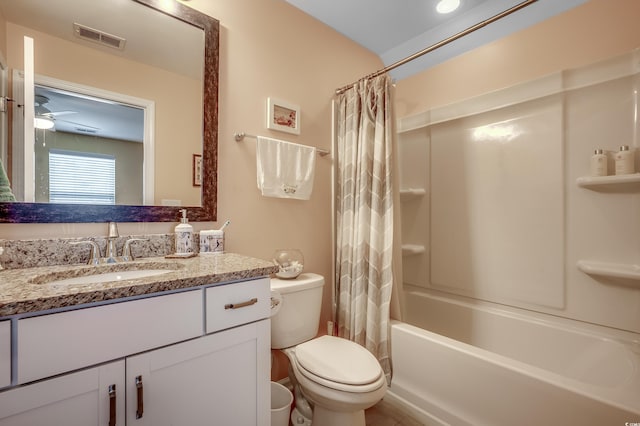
[271,381,293,426]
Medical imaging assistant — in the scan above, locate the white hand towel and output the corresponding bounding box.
[256,136,316,200]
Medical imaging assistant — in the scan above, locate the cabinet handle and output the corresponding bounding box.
[135,375,144,419]
[224,297,258,310]
[108,384,116,426]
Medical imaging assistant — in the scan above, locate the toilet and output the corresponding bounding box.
[270,273,387,426]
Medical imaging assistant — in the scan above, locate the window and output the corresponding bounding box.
[49,150,115,204]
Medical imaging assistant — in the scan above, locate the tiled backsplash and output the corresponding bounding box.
[0,234,195,270]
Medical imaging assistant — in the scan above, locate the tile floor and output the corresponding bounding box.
[365,399,424,426]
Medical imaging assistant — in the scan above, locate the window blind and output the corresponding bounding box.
[49,150,116,204]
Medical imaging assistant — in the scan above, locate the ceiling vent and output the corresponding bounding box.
[73,23,126,50]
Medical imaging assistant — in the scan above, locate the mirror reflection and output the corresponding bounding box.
[0,0,219,222]
[33,85,145,205]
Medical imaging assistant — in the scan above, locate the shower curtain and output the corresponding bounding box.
[334,75,394,381]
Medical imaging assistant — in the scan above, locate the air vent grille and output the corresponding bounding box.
[73,23,126,50]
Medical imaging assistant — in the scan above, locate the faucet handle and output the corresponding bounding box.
[70,240,101,265]
[108,222,119,238]
[122,238,148,261]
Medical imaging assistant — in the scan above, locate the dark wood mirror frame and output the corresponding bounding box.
[0,0,218,223]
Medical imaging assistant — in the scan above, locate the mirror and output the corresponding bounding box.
[0,0,218,223]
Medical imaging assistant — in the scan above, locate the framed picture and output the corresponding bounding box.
[266,97,300,135]
[192,154,202,187]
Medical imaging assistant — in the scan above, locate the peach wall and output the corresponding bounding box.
[0,0,382,379]
[395,0,640,118]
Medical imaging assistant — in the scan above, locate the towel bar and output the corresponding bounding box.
[234,132,330,157]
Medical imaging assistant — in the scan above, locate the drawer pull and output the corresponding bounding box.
[224,298,258,310]
[108,384,116,426]
[135,375,144,419]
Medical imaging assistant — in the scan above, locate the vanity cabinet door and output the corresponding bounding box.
[0,360,125,426]
[126,319,270,426]
[0,321,10,389]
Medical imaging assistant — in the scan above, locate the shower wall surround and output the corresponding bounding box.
[398,50,640,333]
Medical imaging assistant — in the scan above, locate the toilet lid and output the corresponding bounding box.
[295,335,382,386]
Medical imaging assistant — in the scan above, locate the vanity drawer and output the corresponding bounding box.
[206,278,270,333]
[0,321,10,388]
[17,290,202,384]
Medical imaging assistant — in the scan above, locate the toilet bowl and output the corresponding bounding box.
[271,273,387,426]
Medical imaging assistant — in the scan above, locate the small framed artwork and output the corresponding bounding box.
[266,97,300,135]
[192,154,202,187]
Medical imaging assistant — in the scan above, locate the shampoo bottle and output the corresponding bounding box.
[590,149,607,177]
[614,145,635,175]
[175,209,193,254]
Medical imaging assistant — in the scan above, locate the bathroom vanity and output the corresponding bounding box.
[0,253,277,425]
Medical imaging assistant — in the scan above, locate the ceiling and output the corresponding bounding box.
[285,0,588,81]
[35,85,144,142]
[0,0,203,142]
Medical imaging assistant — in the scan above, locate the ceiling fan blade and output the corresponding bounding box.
[56,118,101,130]
[43,110,77,117]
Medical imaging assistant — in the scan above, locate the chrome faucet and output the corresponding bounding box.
[72,222,147,265]
[70,240,101,265]
[104,222,120,263]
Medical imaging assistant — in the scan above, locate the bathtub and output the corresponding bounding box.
[387,288,640,426]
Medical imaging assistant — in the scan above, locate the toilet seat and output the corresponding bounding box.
[294,335,385,393]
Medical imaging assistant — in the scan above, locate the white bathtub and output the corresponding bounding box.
[387,289,640,426]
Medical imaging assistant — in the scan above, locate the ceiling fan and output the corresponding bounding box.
[34,94,99,132]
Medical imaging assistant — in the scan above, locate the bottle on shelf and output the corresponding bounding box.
[590,148,608,177]
[614,145,635,175]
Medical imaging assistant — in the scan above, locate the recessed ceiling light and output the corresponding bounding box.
[436,0,461,14]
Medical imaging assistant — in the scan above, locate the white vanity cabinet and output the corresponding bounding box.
[0,321,10,389]
[126,320,270,425]
[0,277,271,425]
[0,360,125,426]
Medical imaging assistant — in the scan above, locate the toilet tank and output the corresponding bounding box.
[270,273,324,349]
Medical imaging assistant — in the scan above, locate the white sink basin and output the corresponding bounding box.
[46,269,174,286]
[30,262,183,286]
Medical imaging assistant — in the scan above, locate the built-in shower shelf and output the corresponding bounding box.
[577,260,640,286]
[400,188,426,200]
[576,173,640,189]
[402,244,426,256]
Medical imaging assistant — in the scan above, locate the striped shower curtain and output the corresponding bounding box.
[334,74,394,382]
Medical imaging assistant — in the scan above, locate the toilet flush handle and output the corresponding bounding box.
[270,290,283,317]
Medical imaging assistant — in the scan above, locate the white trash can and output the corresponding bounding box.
[271,381,293,426]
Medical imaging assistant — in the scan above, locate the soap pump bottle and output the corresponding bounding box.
[175,209,193,254]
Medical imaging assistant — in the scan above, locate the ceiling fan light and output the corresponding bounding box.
[34,116,55,130]
[436,0,460,14]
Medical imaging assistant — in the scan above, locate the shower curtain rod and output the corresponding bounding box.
[334,0,538,95]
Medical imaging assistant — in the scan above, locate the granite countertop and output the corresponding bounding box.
[0,253,278,317]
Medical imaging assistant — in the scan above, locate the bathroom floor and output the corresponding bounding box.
[365,399,424,426]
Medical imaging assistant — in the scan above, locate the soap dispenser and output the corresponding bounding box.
[175,209,193,254]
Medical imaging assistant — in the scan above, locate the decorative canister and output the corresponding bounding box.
[200,230,224,254]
